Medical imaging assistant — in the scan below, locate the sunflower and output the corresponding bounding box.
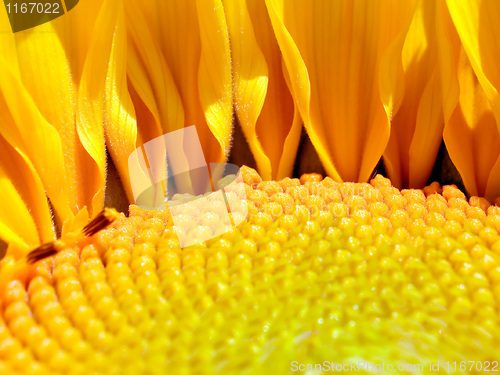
[1,0,500,374]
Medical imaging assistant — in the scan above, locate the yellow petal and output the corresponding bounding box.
[224,0,269,177]
[436,1,460,123]
[0,61,73,222]
[0,137,47,248]
[103,2,138,204]
[0,135,55,246]
[12,18,91,215]
[264,0,317,176]
[440,2,500,201]
[52,0,104,85]
[383,0,444,188]
[226,0,300,180]
[197,0,233,160]
[0,6,19,74]
[123,1,232,199]
[77,0,123,215]
[446,0,500,125]
[157,0,232,164]
[125,0,183,135]
[443,48,500,200]
[61,207,89,237]
[266,0,416,183]
[1,1,110,220]
[124,0,192,197]
[484,144,500,201]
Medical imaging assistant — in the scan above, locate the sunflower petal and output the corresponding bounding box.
[445,0,500,124]
[0,7,18,73]
[125,0,184,135]
[61,207,89,238]
[226,0,300,180]
[76,0,123,215]
[196,0,233,160]
[439,2,500,201]
[263,0,319,174]
[383,0,444,188]
[12,18,95,216]
[156,0,231,164]
[0,61,73,221]
[436,1,460,123]
[407,72,443,187]
[266,0,416,183]
[443,48,500,200]
[52,0,104,85]
[0,134,55,245]
[225,0,269,176]
[124,0,195,197]
[101,1,137,204]
[125,1,232,196]
[0,144,44,248]
[0,2,112,221]
[14,20,75,133]
[484,147,500,201]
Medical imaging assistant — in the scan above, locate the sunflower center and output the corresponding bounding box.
[1,167,500,373]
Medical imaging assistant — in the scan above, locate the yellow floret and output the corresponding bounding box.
[0,166,500,374]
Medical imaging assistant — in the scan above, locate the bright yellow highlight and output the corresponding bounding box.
[1,167,499,374]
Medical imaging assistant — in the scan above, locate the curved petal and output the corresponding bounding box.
[125,0,184,137]
[52,0,104,86]
[225,0,269,176]
[443,49,500,200]
[13,18,87,215]
[120,0,233,198]
[440,1,500,200]
[124,0,191,197]
[485,153,500,201]
[0,6,19,73]
[0,134,54,248]
[437,1,460,124]
[446,0,500,126]
[156,0,232,164]
[264,0,318,177]
[197,0,233,160]
[0,61,73,221]
[383,0,444,188]
[226,0,300,180]
[102,1,138,204]
[1,1,108,219]
[265,0,416,183]
[61,207,89,237]
[77,0,125,215]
